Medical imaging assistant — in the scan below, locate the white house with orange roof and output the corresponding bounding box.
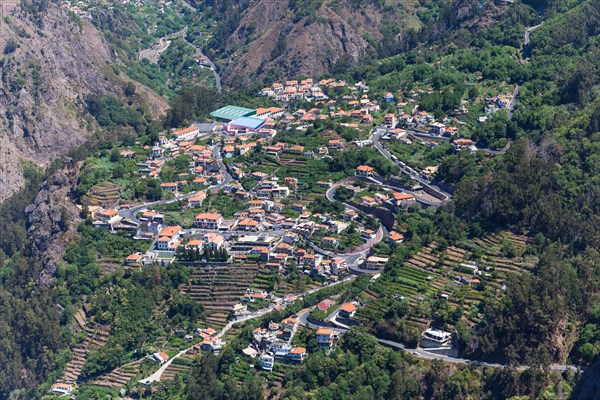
[156,226,182,251]
[203,232,225,250]
[188,191,207,208]
[338,302,358,319]
[194,213,223,229]
[287,347,307,362]
[172,125,200,142]
[316,328,335,349]
[356,165,376,178]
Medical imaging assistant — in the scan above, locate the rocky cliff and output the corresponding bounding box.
[0,0,167,202]
[219,0,391,86]
[217,0,500,86]
[25,159,82,281]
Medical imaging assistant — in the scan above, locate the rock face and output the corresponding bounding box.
[220,0,387,86]
[217,0,499,86]
[25,159,82,282]
[0,1,166,202]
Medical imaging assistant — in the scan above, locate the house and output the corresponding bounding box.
[125,253,143,265]
[361,196,376,206]
[161,182,178,192]
[194,213,223,229]
[331,257,347,274]
[316,328,334,349]
[186,239,203,252]
[365,256,389,270]
[172,125,200,141]
[96,208,119,222]
[328,139,344,150]
[287,347,307,362]
[452,138,474,150]
[322,236,339,248]
[429,122,446,136]
[259,353,274,371]
[316,299,335,312]
[384,92,395,103]
[421,328,452,348]
[204,232,225,250]
[356,165,376,178]
[51,383,75,395]
[188,191,207,207]
[201,337,224,353]
[388,231,405,244]
[392,191,416,207]
[284,177,299,189]
[223,145,236,158]
[120,149,135,158]
[152,352,170,364]
[232,303,247,315]
[291,203,306,212]
[152,145,164,158]
[236,217,261,231]
[271,342,292,358]
[156,226,182,251]
[338,303,358,319]
[384,113,396,128]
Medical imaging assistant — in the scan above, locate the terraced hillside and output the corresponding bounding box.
[83,182,121,206]
[183,264,260,312]
[57,314,111,384]
[89,360,142,389]
[161,352,196,381]
[357,232,534,331]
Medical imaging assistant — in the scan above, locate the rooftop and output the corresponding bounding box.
[210,105,256,121]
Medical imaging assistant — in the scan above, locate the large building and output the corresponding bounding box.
[210,105,256,122]
[225,117,266,134]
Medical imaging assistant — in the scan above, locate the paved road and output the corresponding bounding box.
[310,308,581,373]
[524,24,542,46]
[181,32,222,93]
[509,24,543,119]
[371,131,451,202]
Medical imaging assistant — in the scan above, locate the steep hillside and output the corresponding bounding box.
[208,0,504,86]
[0,0,167,202]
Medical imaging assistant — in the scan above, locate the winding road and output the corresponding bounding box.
[302,303,581,373]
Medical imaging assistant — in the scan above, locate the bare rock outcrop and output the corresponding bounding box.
[26,160,82,282]
[0,1,167,202]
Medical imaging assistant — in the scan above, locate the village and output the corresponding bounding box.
[53,72,528,393]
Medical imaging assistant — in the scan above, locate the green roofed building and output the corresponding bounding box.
[210,105,256,121]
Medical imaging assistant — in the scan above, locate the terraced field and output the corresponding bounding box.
[161,352,196,381]
[357,232,534,330]
[84,182,121,206]
[57,315,111,384]
[183,264,260,312]
[89,360,142,388]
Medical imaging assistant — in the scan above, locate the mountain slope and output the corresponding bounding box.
[207,0,504,86]
[0,0,167,202]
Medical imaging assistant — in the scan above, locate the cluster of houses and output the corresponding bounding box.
[244,315,345,371]
[259,78,328,102]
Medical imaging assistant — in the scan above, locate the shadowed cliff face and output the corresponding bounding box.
[0,1,167,202]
